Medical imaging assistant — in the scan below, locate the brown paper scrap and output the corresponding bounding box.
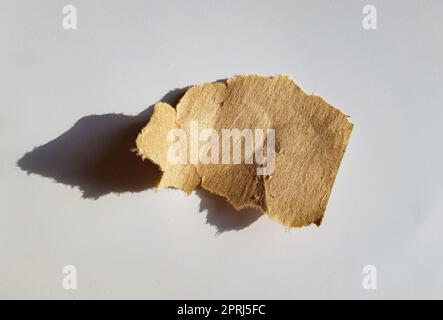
[136,75,353,227]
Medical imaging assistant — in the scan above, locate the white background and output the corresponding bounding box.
[1,0,442,299]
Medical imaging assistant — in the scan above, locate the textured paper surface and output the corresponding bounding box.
[136,75,353,227]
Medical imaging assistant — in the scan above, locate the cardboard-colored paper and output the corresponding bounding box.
[136,75,353,227]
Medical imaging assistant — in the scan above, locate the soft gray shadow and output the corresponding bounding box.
[17,83,261,232]
[197,189,264,234]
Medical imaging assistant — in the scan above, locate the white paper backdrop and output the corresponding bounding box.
[1,0,442,299]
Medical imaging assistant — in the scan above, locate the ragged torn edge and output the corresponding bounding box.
[135,74,353,228]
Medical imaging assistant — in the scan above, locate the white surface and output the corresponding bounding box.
[1,0,442,299]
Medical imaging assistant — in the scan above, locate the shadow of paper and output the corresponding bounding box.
[18,109,161,198]
[197,189,263,235]
[17,87,261,233]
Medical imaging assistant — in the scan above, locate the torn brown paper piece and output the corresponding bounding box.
[136,75,353,227]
